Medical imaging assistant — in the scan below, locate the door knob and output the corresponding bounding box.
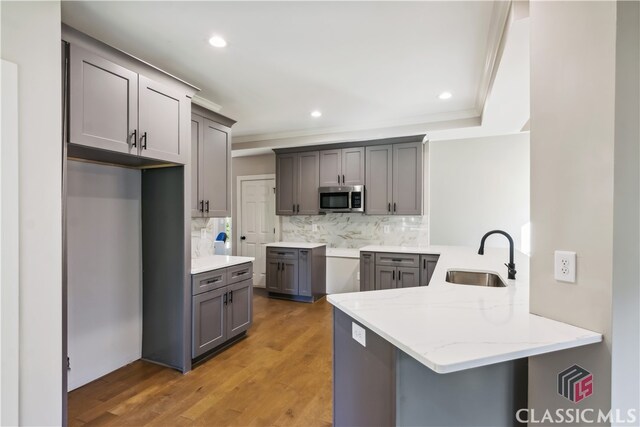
[240,236,246,240]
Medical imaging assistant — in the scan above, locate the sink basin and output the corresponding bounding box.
[445,270,506,287]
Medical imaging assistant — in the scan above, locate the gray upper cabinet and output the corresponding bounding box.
[68,42,190,165]
[190,116,203,217]
[319,149,342,187]
[276,153,297,215]
[297,152,319,214]
[342,147,365,186]
[138,75,186,164]
[365,145,393,214]
[392,142,423,215]
[320,147,365,187]
[366,142,423,215]
[69,44,138,155]
[276,152,319,215]
[191,108,234,218]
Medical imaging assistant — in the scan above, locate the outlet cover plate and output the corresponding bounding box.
[554,250,576,283]
[352,322,366,347]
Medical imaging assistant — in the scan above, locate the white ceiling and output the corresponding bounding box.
[61,1,508,144]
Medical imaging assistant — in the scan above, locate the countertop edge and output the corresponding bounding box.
[327,298,603,374]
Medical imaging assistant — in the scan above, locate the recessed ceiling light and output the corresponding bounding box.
[208,35,227,48]
[310,110,322,118]
[438,91,452,100]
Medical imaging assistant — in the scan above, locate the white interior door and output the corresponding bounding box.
[240,178,276,287]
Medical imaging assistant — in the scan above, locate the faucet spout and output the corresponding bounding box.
[478,230,517,280]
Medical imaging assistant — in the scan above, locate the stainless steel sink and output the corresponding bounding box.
[445,270,506,287]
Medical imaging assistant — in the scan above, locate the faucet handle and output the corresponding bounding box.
[504,263,517,279]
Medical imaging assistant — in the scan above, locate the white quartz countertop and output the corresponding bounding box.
[266,242,326,249]
[328,245,602,374]
[191,255,254,275]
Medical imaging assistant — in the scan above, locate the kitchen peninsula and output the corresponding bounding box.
[328,246,602,426]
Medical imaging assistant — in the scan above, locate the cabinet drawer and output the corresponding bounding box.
[375,252,419,268]
[227,262,253,285]
[267,248,299,259]
[192,268,227,295]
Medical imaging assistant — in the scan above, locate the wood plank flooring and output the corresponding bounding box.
[68,290,333,426]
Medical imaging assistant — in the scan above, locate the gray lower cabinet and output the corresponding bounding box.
[420,255,440,287]
[361,251,439,291]
[360,252,375,292]
[68,43,190,165]
[276,152,320,215]
[333,307,528,427]
[266,246,326,302]
[192,263,253,359]
[192,287,227,357]
[191,107,234,218]
[365,141,423,215]
[319,147,365,187]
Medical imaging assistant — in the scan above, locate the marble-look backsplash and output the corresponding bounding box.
[192,217,231,258]
[280,214,429,248]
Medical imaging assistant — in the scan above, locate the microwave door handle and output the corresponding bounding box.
[347,191,352,209]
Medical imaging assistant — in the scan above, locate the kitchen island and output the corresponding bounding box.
[328,246,602,426]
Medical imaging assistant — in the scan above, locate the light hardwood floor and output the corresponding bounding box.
[68,290,333,426]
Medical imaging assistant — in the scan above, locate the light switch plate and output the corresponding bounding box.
[383,225,390,234]
[352,322,366,347]
[312,224,318,232]
[200,228,207,239]
[554,250,576,283]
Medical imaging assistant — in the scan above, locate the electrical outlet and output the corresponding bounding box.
[200,228,207,239]
[554,250,576,283]
[312,224,318,232]
[352,322,366,347]
[383,225,390,234]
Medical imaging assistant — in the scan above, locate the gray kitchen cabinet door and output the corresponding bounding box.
[280,260,299,295]
[201,119,231,217]
[420,255,440,286]
[375,266,396,290]
[319,149,342,187]
[360,252,375,291]
[226,280,252,339]
[191,115,203,217]
[192,287,227,358]
[266,260,282,292]
[296,151,319,214]
[69,44,138,155]
[298,250,312,297]
[138,75,186,164]
[342,147,365,186]
[365,145,393,215]
[276,154,297,215]
[392,142,423,215]
[398,267,420,288]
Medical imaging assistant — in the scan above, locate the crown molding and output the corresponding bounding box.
[192,95,223,113]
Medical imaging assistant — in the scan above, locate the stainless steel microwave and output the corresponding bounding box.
[318,185,364,213]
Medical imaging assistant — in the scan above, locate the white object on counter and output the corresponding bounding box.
[326,248,360,259]
[328,245,602,374]
[265,241,326,249]
[191,255,255,275]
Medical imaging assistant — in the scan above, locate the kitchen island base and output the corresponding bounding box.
[333,308,528,427]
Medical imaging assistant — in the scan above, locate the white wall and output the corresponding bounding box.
[429,133,530,250]
[529,1,617,419]
[611,0,640,418]
[67,161,142,391]
[1,59,20,427]
[1,1,62,424]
